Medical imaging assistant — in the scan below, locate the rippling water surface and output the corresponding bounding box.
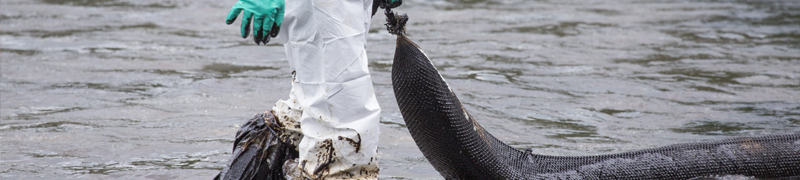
[2,0,799,179]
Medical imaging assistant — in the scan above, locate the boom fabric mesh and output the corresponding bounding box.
[391,34,800,180]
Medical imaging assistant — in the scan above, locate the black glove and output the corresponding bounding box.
[372,0,402,17]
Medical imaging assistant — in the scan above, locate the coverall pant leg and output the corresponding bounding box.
[273,0,380,179]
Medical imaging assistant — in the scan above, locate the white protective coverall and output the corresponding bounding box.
[271,0,380,179]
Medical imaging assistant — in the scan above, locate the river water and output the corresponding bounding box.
[1,0,798,179]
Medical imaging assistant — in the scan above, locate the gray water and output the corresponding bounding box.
[2,0,799,179]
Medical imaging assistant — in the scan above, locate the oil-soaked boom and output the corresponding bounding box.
[386,8,800,180]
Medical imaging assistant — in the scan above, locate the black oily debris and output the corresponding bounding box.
[384,9,408,35]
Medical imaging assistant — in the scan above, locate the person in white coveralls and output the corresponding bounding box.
[220,0,400,179]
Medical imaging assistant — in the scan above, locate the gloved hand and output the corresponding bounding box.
[381,0,402,8]
[372,0,402,17]
[225,0,285,45]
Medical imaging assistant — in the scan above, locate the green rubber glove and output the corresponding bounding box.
[226,0,284,45]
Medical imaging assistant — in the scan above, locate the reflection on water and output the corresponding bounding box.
[492,22,615,37]
[2,0,799,179]
[670,120,761,135]
[40,0,179,8]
